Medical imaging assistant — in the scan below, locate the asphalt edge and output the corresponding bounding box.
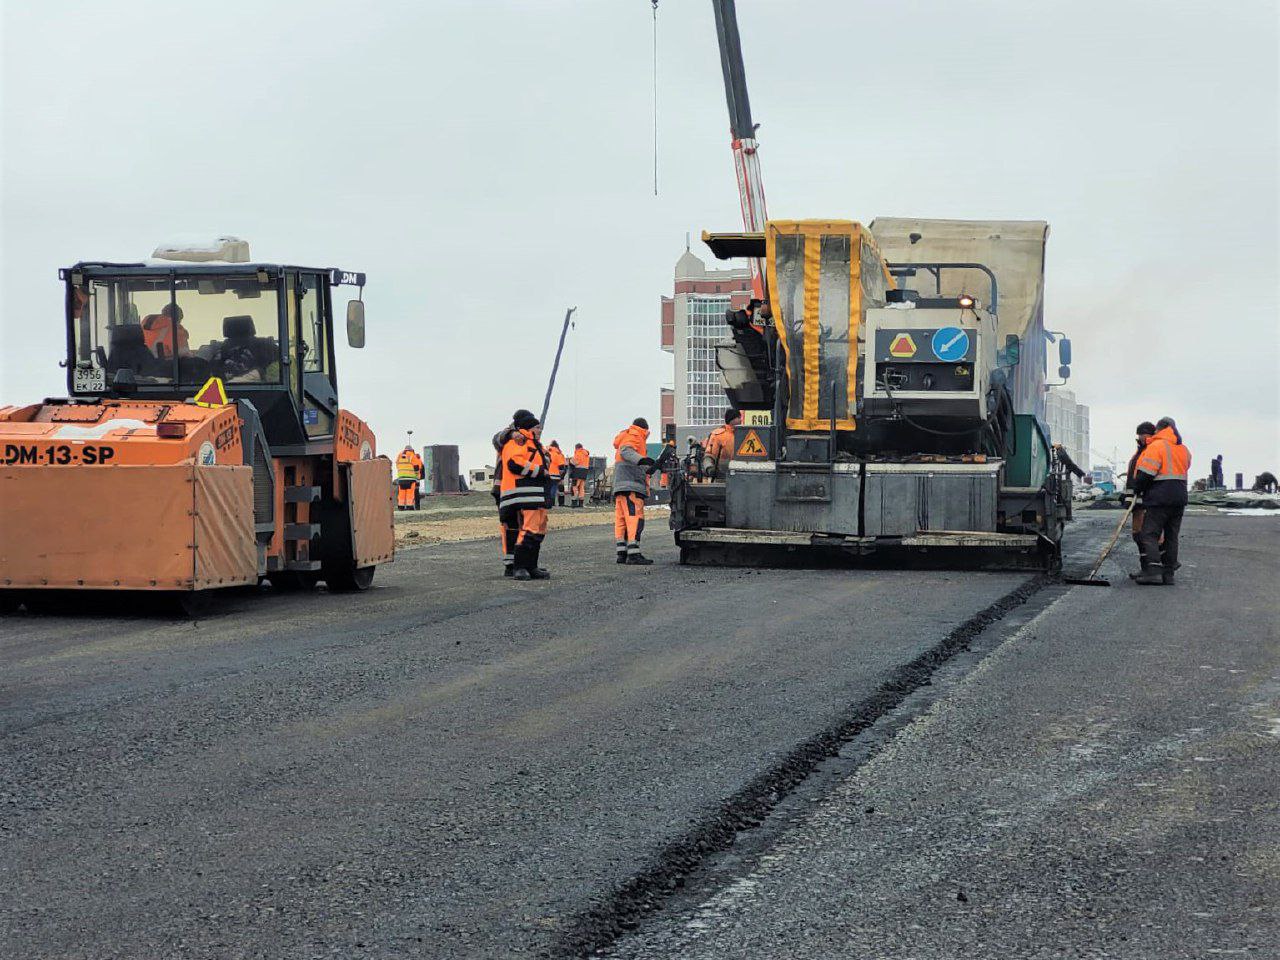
[550,572,1050,958]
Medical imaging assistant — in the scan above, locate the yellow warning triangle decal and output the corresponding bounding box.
[192,376,229,408]
[736,429,768,457]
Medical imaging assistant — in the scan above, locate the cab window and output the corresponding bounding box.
[78,276,175,385]
[296,274,327,374]
[173,275,282,384]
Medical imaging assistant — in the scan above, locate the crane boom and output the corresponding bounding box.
[711,0,768,299]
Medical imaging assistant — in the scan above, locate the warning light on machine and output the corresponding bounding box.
[958,295,975,309]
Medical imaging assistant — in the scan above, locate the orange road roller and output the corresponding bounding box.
[0,239,394,611]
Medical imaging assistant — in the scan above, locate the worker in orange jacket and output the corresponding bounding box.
[546,440,567,509]
[613,418,654,565]
[570,443,591,507]
[394,445,424,509]
[498,409,551,581]
[702,408,741,480]
[1131,417,1192,585]
[141,303,190,359]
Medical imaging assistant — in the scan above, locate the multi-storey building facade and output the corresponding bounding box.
[1045,386,1090,470]
[659,248,753,445]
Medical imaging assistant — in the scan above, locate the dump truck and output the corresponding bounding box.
[0,238,394,611]
[671,218,1074,571]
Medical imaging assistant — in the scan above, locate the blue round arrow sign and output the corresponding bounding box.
[931,327,970,362]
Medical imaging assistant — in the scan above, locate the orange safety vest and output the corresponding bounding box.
[547,445,567,478]
[141,314,189,358]
[1135,426,1191,484]
[499,430,548,509]
[613,425,649,463]
[572,447,590,468]
[704,424,735,461]
[395,448,421,480]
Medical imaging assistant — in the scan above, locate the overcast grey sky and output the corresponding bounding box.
[3,0,1277,479]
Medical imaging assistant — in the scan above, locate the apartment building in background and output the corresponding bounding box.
[659,247,753,445]
[1045,386,1090,470]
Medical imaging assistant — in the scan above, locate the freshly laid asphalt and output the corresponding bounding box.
[2,513,1274,959]
[608,514,1280,959]
[1,518,1028,958]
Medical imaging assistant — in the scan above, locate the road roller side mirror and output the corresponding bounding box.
[346,300,366,348]
[1058,337,1072,366]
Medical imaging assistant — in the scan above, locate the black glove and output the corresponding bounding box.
[637,457,655,467]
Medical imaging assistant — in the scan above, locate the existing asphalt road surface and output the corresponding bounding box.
[608,514,1279,960]
[1,513,1275,959]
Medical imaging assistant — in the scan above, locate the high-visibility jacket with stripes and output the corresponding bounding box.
[499,431,549,509]
[613,425,650,496]
[395,448,422,480]
[572,447,590,468]
[1133,426,1191,507]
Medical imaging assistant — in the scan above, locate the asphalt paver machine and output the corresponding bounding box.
[0,238,394,609]
[672,219,1074,571]
[672,2,1075,570]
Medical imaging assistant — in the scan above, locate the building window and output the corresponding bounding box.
[684,295,733,427]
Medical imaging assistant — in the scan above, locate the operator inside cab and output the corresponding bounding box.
[141,304,191,360]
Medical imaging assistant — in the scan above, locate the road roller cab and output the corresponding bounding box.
[0,238,394,605]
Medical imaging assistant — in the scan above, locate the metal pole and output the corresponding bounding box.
[540,307,577,428]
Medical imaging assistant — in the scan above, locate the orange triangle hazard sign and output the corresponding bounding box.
[192,376,229,408]
[736,429,768,457]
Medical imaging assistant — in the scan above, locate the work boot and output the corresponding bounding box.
[528,541,549,580]
[1162,569,1175,585]
[617,551,628,564]
[503,565,514,578]
[512,568,532,582]
[626,554,654,566]
[1134,565,1165,585]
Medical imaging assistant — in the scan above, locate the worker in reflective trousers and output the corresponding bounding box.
[1131,416,1192,585]
[613,417,654,565]
[702,408,741,480]
[546,440,567,508]
[499,409,551,581]
[570,443,591,507]
[395,445,424,509]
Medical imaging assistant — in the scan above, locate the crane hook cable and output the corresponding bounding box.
[652,0,659,196]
